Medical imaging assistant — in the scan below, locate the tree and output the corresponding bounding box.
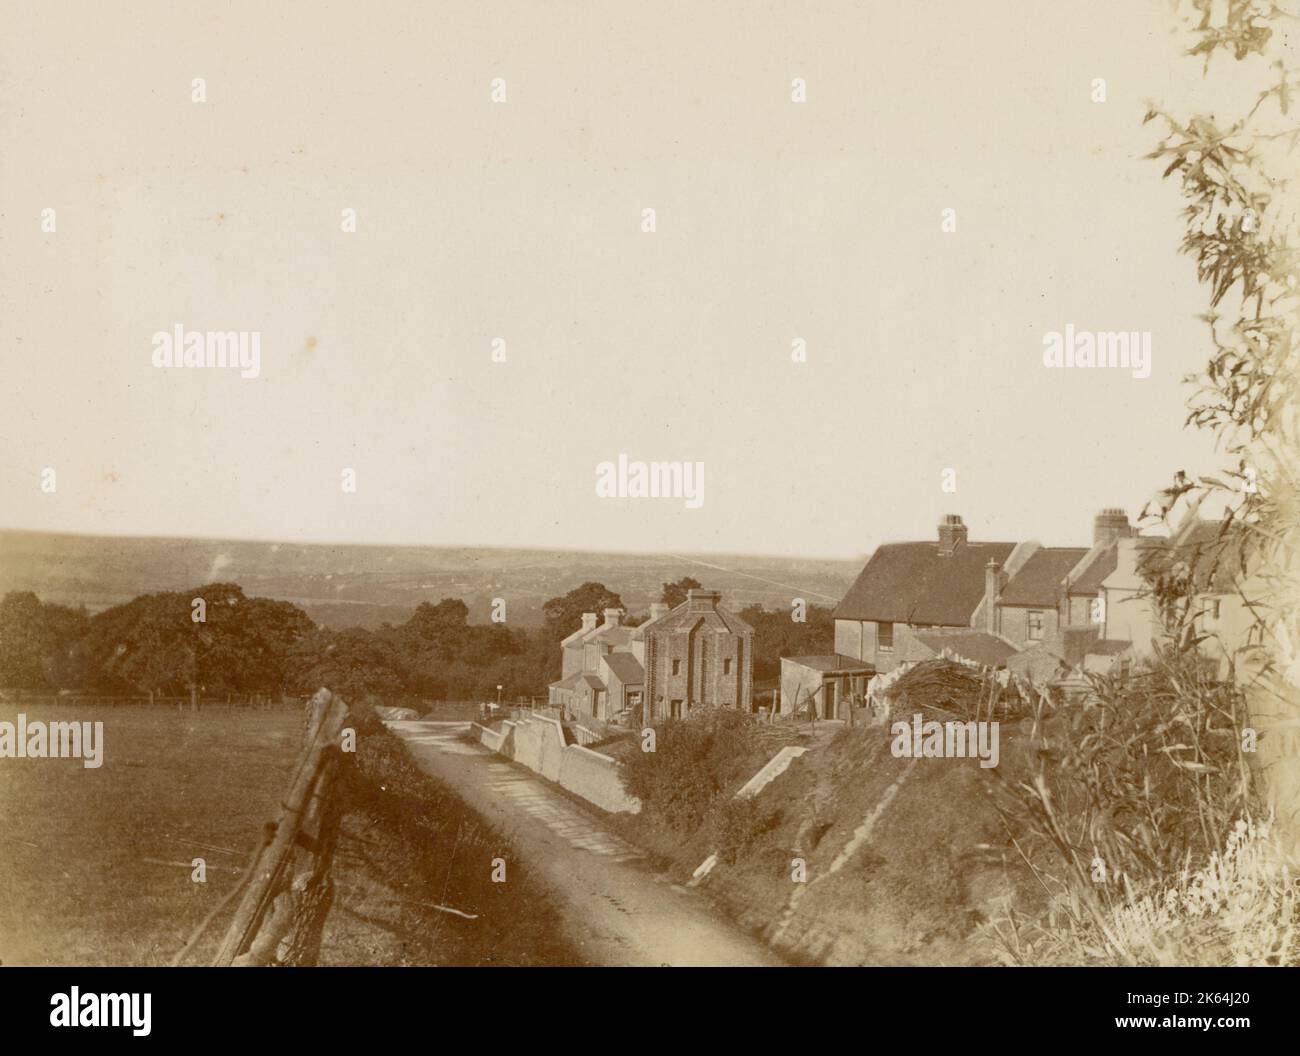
[1144,0,1299,846]
[0,592,90,690]
[84,583,314,696]
[660,576,702,609]
[540,582,624,638]
[285,627,404,702]
[738,602,836,683]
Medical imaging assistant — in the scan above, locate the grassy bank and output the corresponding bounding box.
[322,700,585,966]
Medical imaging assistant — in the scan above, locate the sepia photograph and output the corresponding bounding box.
[0,0,1297,1037]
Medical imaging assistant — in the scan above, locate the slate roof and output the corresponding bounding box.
[1065,543,1119,595]
[912,629,1019,669]
[833,540,1017,625]
[784,654,875,674]
[999,547,1089,606]
[549,670,606,692]
[648,599,753,636]
[560,622,600,648]
[587,625,633,648]
[602,652,645,685]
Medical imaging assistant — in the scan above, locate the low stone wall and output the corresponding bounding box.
[470,721,507,751]
[474,716,640,814]
[557,745,641,814]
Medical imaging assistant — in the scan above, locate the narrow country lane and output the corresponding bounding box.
[385,720,785,967]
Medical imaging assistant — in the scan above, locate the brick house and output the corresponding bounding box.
[643,590,753,720]
[831,514,1018,674]
[549,589,753,722]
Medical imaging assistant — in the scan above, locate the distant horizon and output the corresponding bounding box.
[0,507,1180,566]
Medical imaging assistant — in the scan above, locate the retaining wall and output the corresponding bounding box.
[473,716,640,814]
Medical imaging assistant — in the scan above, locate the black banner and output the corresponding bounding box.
[0,966,1287,1044]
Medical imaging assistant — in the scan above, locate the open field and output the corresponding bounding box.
[0,704,301,966]
[0,530,860,629]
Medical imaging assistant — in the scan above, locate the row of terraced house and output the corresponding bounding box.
[547,506,1251,725]
[780,507,1252,718]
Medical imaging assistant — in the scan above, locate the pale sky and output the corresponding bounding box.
[0,1,1263,558]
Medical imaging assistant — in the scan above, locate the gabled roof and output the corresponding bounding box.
[587,625,633,648]
[601,652,645,685]
[912,629,1019,669]
[833,540,1016,625]
[647,598,753,636]
[1064,542,1118,595]
[1000,547,1089,607]
[560,622,600,649]
[549,671,606,692]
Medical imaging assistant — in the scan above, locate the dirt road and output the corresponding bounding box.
[386,720,784,967]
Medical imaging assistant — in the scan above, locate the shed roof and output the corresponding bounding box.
[912,629,1019,669]
[783,654,875,674]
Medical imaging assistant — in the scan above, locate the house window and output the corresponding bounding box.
[877,622,894,650]
[1208,598,1221,621]
[723,658,732,675]
[672,659,681,676]
[1027,611,1045,641]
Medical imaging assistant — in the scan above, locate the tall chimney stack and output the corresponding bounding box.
[938,514,968,555]
[649,602,670,622]
[1093,508,1132,547]
[580,612,598,632]
[686,589,721,612]
[602,607,624,627]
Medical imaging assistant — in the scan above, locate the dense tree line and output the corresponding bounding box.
[0,575,829,704]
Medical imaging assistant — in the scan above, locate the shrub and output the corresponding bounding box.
[620,707,765,833]
[990,817,1297,966]
[987,643,1267,965]
[711,796,781,865]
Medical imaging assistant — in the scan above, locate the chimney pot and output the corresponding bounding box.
[1093,508,1132,547]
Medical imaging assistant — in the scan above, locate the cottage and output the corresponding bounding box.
[549,589,753,723]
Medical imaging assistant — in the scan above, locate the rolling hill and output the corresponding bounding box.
[0,531,862,629]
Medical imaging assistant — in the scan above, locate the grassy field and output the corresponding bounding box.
[0,703,302,966]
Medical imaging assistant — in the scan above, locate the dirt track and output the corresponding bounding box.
[386,720,784,967]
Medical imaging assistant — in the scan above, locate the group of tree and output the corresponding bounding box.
[0,574,828,704]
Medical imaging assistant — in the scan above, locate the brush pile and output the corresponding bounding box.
[887,660,1026,720]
